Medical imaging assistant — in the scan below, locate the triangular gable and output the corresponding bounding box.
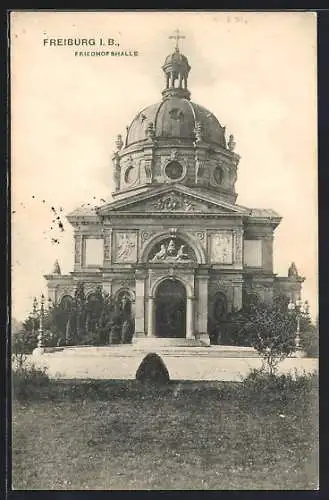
[97,185,249,216]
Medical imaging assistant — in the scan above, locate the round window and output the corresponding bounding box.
[213,166,223,185]
[165,161,183,180]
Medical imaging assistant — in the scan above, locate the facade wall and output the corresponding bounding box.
[45,209,300,340]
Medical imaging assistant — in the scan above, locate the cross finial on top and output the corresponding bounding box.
[169,29,185,51]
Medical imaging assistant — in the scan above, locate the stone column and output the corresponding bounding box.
[103,229,112,266]
[233,228,243,267]
[262,234,274,273]
[147,296,155,337]
[47,285,57,304]
[74,233,83,271]
[197,275,209,335]
[232,281,243,311]
[186,297,195,339]
[134,270,146,338]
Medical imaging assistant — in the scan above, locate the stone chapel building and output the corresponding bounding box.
[45,43,304,346]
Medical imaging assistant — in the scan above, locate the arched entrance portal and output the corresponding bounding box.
[155,279,186,338]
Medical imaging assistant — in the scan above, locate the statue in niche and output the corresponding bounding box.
[150,238,193,263]
[143,159,153,182]
[288,262,299,278]
[195,157,204,183]
[112,153,121,192]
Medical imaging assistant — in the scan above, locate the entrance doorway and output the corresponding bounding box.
[155,279,186,338]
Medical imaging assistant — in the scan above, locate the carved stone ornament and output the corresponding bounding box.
[141,231,155,243]
[114,232,137,263]
[210,232,233,264]
[196,231,205,240]
[194,121,203,142]
[119,280,134,288]
[74,235,81,264]
[288,262,299,278]
[152,193,195,211]
[104,234,111,260]
[149,237,196,264]
[145,122,155,140]
[115,134,123,151]
[228,134,236,152]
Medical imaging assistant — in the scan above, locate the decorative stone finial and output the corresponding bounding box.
[115,134,123,151]
[194,121,203,143]
[112,151,121,192]
[228,134,236,152]
[52,259,61,275]
[288,262,299,278]
[145,122,155,140]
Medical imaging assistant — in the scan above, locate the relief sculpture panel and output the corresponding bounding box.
[114,232,138,263]
[210,231,233,264]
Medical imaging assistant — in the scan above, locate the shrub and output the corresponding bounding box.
[241,367,318,403]
[136,353,170,384]
[301,326,319,358]
[12,355,50,400]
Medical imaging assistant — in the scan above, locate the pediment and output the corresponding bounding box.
[97,186,249,216]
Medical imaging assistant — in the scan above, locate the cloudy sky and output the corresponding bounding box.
[11,11,317,321]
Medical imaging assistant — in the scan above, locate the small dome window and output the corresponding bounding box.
[213,165,223,185]
[124,165,137,185]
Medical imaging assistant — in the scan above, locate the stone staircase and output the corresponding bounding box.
[41,343,259,358]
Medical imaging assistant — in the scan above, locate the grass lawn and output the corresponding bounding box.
[12,381,318,490]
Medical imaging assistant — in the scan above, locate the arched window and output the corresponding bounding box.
[60,295,74,312]
[213,165,223,185]
[243,291,261,312]
[117,290,132,319]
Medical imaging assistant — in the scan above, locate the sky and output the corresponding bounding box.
[11,11,317,321]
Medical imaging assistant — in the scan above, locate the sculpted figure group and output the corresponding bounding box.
[151,239,191,263]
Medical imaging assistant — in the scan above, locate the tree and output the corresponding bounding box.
[13,314,39,355]
[299,310,318,358]
[244,304,297,375]
[16,283,134,352]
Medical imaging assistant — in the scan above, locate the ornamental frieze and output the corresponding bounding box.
[149,193,208,212]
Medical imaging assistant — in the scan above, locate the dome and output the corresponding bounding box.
[164,50,190,68]
[126,97,226,147]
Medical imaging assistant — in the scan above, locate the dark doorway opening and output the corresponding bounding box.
[155,279,186,338]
